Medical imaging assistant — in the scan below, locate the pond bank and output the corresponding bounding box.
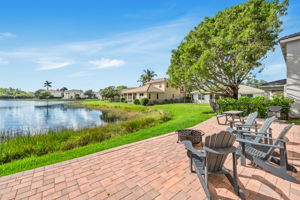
[0,102,214,176]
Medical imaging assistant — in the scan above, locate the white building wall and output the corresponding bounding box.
[193,93,210,103]
[286,40,300,118]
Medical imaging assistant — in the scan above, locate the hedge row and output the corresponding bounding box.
[216,96,294,119]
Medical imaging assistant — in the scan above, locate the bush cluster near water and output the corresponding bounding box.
[216,96,294,119]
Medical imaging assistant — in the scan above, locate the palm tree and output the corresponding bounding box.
[138,69,157,85]
[44,81,52,91]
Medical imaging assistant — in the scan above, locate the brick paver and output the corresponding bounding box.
[0,117,299,199]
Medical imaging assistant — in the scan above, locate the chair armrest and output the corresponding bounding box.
[236,138,283,148]
[235,124,257,128]
[182,140,206,158]
[235,130,259,134]
[204,146,236,154]
[241,133,287,142]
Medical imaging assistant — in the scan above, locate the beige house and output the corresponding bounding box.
[279,32,300,118]
[121,78,185,103]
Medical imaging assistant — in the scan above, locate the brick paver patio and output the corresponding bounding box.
[0,117,300,200]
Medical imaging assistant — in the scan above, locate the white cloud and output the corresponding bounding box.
[36,59,74,71]
[89,58,125,69]
[0,32,16,39]
[68,71,91,77]
[0,57,9,65]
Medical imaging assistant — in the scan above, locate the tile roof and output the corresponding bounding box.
[238,84,264,94]
[144,78,167,84]
[121,84,164,94]
[261,79,287,86]
[279,32,300,41]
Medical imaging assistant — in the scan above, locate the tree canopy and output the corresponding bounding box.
[100,85,127,99]
[0,88,34,99]
[84,90,95,99]
[167,0,288,99]
[138,69,157,85]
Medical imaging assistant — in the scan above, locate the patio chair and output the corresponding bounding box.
[183,131,243,199]
[236,124,297,183]
[233,116,277,142]
[235,112,258,132]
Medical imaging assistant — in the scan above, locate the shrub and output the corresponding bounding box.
[216,96,294,119]
[140,98,149,106]
[133,99,140,105]
[120,97,125,102]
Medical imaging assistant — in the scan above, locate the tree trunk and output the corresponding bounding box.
[231,85,239,99]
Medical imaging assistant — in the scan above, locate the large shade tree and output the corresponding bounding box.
[167,0,288,99]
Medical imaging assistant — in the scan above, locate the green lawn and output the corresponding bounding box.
[288,119,300,125]
[0,102,214,177]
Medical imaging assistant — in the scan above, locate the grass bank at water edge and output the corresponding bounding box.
[0,103,214,176]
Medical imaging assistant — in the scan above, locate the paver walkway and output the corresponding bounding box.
[0,117,300,199]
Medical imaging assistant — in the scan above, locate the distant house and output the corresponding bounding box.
[279,32,300,118]
[95,91,102,99]
[48,90,62,98]
[192,85,265,103]
[261,79,286,99]
[63,90,87,99]
[121,78,185,103]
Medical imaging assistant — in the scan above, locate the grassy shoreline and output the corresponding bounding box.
[0,102,214,177]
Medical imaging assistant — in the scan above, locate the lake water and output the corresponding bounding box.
[0,100,116,137]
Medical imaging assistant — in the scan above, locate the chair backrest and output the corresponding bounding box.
[258,116,276,133]
[243,112,258,130]
[252,116,276,143]
[265,124,294,156]
[205,131,236,172]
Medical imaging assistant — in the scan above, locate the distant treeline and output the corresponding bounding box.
[0,88,34,99]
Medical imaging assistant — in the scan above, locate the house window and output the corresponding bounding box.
[166,82,169,88]
[140,93,144,97]
[159,83,162,88]
[149,94,151,99]
[209,94,213,99]
[241,94,253,97]
[172,94,174,98]
[157,94,159,99]
[180,88,184,93]
[198,94,204,100]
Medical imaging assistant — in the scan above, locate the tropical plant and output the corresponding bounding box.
[44,81,52,91]
[167,0,288,99]
[138,69,157,85]
[60,87,68,92]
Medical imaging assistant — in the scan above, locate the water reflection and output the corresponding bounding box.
[0,100,119,137]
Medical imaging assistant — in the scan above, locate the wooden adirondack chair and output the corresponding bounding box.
[183,131,243,199]
[234,116,276,142]
[231,116,277,165]
[235,112,258,132]
[236,124,297,183]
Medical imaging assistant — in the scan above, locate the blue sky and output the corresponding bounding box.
[0,0,300,91]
